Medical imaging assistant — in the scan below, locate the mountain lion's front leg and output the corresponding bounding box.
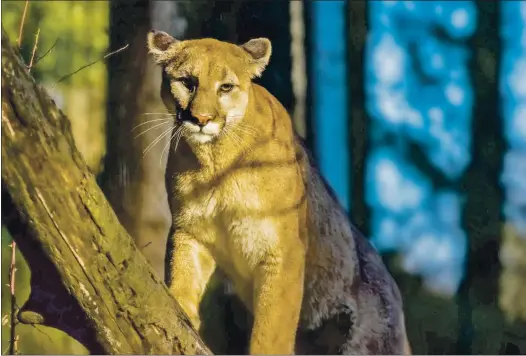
[168,230,216,332]
[250,241,305,355]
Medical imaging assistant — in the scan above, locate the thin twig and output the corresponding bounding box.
[33,38,58,67]
[17,0,29,49]
[51,44,129,89]
[2,342,10,355]
[9,241,18,355]
[30,324,53,343]
[13,336,19,355]
[9,243,16,300]
[27,28,40,73]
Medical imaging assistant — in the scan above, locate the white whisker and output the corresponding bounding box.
[131,118,173,132]
[173,127,185,156]
[140,112,177,116]
[159,129,178,167]
[231,124,256,155]
[233,130,252,153]
[223,128,242,152]
[142,125,175,158]
[239,122,259,134]
[234,124,257,138]
[159,126,185,167]
[134,121,172,139]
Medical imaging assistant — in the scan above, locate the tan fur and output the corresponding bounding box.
[147,30,411,355]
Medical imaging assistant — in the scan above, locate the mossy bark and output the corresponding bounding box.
[1,26,211,355]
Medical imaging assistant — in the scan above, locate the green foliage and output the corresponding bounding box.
[2,1,108,86]
[2,1,109,172]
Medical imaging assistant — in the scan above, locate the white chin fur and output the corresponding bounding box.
[188,132,215,144]
[183,121,221,144]
[202,121,221,135]
[182,121,200,133]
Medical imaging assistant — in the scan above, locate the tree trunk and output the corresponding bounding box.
[1,26,211,355]
[236,1,294,113]
[499,224,526,323]
[289,0,307,138]
[98,0,174,282]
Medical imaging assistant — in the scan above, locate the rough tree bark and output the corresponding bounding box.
[1,27,211,355]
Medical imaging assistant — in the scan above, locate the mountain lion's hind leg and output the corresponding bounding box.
[167,231,216,331]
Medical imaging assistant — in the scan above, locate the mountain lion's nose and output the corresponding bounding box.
[193,113,212,126]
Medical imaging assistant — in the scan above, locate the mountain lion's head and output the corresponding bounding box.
[147,30,272,144]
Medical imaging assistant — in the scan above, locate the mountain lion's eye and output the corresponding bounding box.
[178,77,196,92]
[219,83,234,93]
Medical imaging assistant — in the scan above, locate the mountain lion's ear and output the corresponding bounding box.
[240,38,272,78]
[147,29,179,64]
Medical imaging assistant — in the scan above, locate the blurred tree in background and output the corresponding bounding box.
[498,0,526,328]
[99,0,175,284]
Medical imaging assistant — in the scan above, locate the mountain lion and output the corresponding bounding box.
[146,30,411,355]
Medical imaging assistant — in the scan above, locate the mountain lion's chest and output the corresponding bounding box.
[171,173,277,301]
